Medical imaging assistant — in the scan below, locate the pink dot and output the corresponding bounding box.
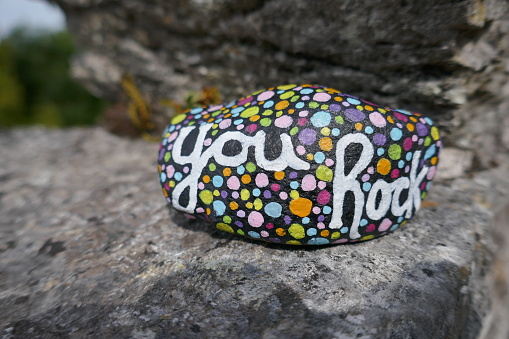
[312,206,321,214]
[257,90,275,101]
[412,135,418,142]
[167,132,179,142]
[298,118,307,126]
[378,218,392,232]
[405,165,410,173]
[196,207,205,213]
[366,224,376,232]
[317,222,325,229]
[260,230,269,237]
[367,167,374,174]
[369,112,386,128]
[166,165,175,178]
[301,174,316,191]
[334,239,348,243]
[427,166,436,180]
[198,182,205,190]
[325,158,334,166]
[183,166,189,174]
[204,138,212,146]
[207,105,222,112]
[245,124,258,133]
[361,174,370,182]
[279,191,288,200]
[313,92,331,102]
[274,116,293,128]
[318,181,327,190]
[219,119,231,129]
[317,190,331,204]
[255,173,269,187]
[227,176,240,190]
[237,124,244,130]
[232,191,239,199]
[271,184,280,191]
[248,211,264,227]
[299,110,309,117]
[296,145,306,155]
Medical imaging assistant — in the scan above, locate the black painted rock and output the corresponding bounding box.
[158,84,441,245]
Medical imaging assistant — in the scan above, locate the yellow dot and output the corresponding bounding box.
[245,202,253,209]
[288,223,306,239]
[331,232,341,239]
[254,198,263,210]
[431,126,440,140]
[275,100,290,110]
[321,127,331,136]
[360,235,375,241]
[213,190,220,196]
[274,171,285,180]
[240,106,260,118]
[377,158,391,175]
[169,181,175,188]
[290,190,300,200]
[216,223,234,233]
[316,165,333,181]
[289,198,312,217]
[230,201,239,210]
[199,190,213,204]
[307,153,314,160]
[202,175,210,184]
[223,168,231,176]
[378,108,386,114]
[286,240,302,245]
[276,228,287,236]
[241,189,250,200]
[319,137,333,151]
[277,84,297,90]
[241,174,251,184]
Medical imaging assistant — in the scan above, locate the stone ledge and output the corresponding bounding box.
[0,127,507,338]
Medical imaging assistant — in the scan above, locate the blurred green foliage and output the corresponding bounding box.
[0,28,107,127]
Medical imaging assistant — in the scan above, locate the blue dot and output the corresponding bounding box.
[174,172,183,181]
[212,176,224,187]
[398,160,405,168]
[365,126,374,134]
[264,202,282,218]
[314,152,325,163]
[340,227,349,233]
[390,128,403,141]
[310,111,332,128]
[248,231,261,238]
[290,181,299,189]
[307,228,317,236]
[190,107,203,114]
[263,100,274,108]
[360,219,368,226]
[237,165,245,175]
[302,217,310,224]
[377,148,385,156]
[347,97,361,105]
[300,88,314,94]
[307,237,330,245]
[390,224,400,231]
[213,201,226,216]
[424,145,437,160]
[406,152,413,161]
[160,172,166,182]
[362,182,372,191]
[323,206,332,214]
[253,188,261,197]
[296,102,305,109]
[332,128,340,136]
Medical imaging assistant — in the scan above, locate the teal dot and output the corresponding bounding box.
[397,217,404,223]
[390,128,403,141]
[340,227,349,233]
[213,201,226,216]
[332,128,340,136]
[347,97,361,105]
[307,238,330,245]
[398,160,405,168]
[424,145,437,160]
[174,172,183,181]
[362,182,372,191]
[212,176,224,187]
[300,88,314,94]
[296,102,305,109]
[360,219,368,226]
[191,107,204,114]
[248,231,261,238]
[264,202,282,218]
[310,111,332,128]
[231,107,245,114]
[234,119,243,125]
[365,126,374,134]
[307,228,317,236]
[406,152,413,161]
[290,181,299,189]
[323,206,332,214]
[302,217,310,224]
[160,172,166,182]
[263,100,274,108]
[390,224,400,231]
[253,188,261,196]
[237,165,245,175]
[314,152,325,163]
[377,148,385,156]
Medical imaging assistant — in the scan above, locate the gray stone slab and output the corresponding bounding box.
[0,127,507,338]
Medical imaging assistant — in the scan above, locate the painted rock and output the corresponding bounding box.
[158,84,441,245]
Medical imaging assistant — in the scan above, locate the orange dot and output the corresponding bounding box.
[431,157,438,165]
[274,171,285,180]
[387,116,394,124]
[377,158,391,175]
[320,230,330,237]
[203,114,210,119]
[207,118,215,123]
[224,113,232,118]
[288,109,295,114]
[230,201,238,210]
[410,116,418,122]
[206,208,211,215]
[162,189,168,197]
[365,105,374,111]
[203,175,211,183]
[276,228,287,236]
[223,168,231,176]
[355,123,363,131]
[289,198,313,217]
[334,96,343,101]
[249,115,260,122]
[319,137,333,151]
[407,123,415,132]
[241,174,251,184]
[275,100,289,110]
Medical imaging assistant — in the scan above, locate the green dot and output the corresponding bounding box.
[290,95,300,102]
[424,136,431,146]
[209,163,216,171]
[262,109,273,116]
[276,111,284,117]
[211,129,219,136]
[260,118,272,126]
[335,116,344,124]
[188,121,196,126]
[388,144,402,160]
[280,91,295,99]
[290,126,299,135]
[223,215,232,224]
[320,104,329,110]
[211,110,221,117]
[288,223,305,239]
[246,162,256,172]
[164,152,171,162]
[237,229,245,235]
[199,190,213,204]
[240,106,260,118]
[309,101,319,109]
[316,165,333,181]
[171,113,186,124]
[216,223,234,233]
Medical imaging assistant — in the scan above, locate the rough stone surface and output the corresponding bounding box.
[53,0,509,170]
[1,127,508,338]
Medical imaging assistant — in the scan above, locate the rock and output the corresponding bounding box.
[158,84,441,245]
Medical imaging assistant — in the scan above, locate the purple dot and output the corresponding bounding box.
[289,172,298,179]
[416,123,428,136]
[284,215,291,224]
[373,133,387,146]
[330,104,342,112]
[234,221,243,227]
[221,191,228,198]
[264,190,272,199]
[318,215,325,222]
[269,238,281,243]
[299,128,317,145]
[344,108,366,122]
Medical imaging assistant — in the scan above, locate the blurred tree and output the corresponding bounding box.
[0,28,107,127]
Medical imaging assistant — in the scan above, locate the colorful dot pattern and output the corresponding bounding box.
[158,84,441,245]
